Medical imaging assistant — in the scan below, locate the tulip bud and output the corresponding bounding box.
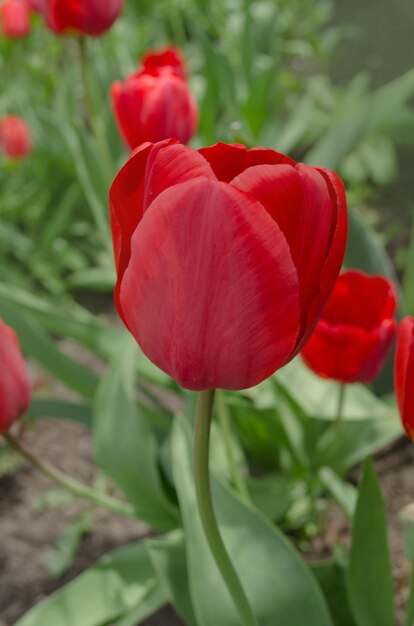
[0,0,31,38]
[301,270,397,383]
[37,0,124,36]
[109,140,347,391]
[0,318,31,434]
[395,317,414,440]
[0,115,32,159]
[111,46,198,151]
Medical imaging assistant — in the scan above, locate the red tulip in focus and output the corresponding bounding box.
[0,115,32,159]
[0,0,31,38]
[37,0,124,36]
[0,318,31,434]
[301,270,397,383]
[109,140,347,391]
[111,47,198,150]
[394,317,414,440]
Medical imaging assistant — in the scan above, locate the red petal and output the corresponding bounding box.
[322,270,397,331]
[141,46,187,79]
[143,141,216,211]
[302,318,396,383]
[119,179,299,390]
[230,163,339,340]
[298,167,348,348]
[110,141,216,320]
[395,317,414,439]
[198,143,294,183]
[0,318,31,433]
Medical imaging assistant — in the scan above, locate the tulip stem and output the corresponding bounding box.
[77,37,114,182]
[194,390,258,626]
[216,390,250,502]
[335,383,346,434]
[2,432,134,518]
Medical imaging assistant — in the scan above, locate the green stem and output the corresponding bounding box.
[335,383,346,436]
[77,37,114,182]
[194,390,258,626]
[3,432,134,518]
[216,390,250,502]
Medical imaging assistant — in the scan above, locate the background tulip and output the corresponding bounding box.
[37,0,124,36]
[110,140,347,391]
[0,115,32,159]
[0,318,31,434]
[111,47,198,151]
[0,0,31,38]
[394,317,414,440]
[301,270,397,383]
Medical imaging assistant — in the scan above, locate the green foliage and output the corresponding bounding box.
[14,541,166,626]
[348,458,394,626]
[171,416,334,626]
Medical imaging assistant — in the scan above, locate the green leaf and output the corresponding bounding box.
[348,458,394,626]
[28,398,92,427]
[310,559,357,626]
[318,467,357,518]
[171,416,334,626]
[93,333,179,531]
[15,541,166,626]
[399,504,414,626]
[146,530,198,626]
[0,301,98,400]
[42,513,94,578]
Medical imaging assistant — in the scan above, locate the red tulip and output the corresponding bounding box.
[111,47,198,151]
[301,270,397,383]
[0,115,32,159]
[37,0,124,36]
[109,140,347,391]
[0,0,31,38]
[0,318,31,434]
[394,317,414,440]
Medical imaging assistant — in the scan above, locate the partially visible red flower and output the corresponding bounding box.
[111,46,198,151]
[394,317,414,440]
[37,0,124,36]
[0,0,31,38]
[109,140,347,391]
[301,270,397,383]
[0,115,32,159]
[27,0,41,12]
[0,318,31,434]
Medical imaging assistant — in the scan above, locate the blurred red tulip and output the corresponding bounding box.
[301,270,397,383]
[0,0,31,38]
[111,47,198,150]
[37,0,124,36]
[395,317,414,440]
[0,115,32,159]
[109,140,347,391]
[0,318,31,434]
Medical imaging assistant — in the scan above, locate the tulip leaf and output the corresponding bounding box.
[93,332,179,531]
[310,559,357,626]
[171,416,334,626]
[348,457,394,626]
[146,530,198,626]
[14,541,166,626]
[27,398,92,428]
[400,505,414,626]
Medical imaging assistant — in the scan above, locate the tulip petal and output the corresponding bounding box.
[0,319,30,433]
[395,318,414,439]
[143,142,216,211]
[230,163,338,336]
[119,179,300,390]
[198,143,294,183]
[322,270,397,332]
[302,318,396,383]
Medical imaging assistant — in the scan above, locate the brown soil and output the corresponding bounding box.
[1,419,413,626]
